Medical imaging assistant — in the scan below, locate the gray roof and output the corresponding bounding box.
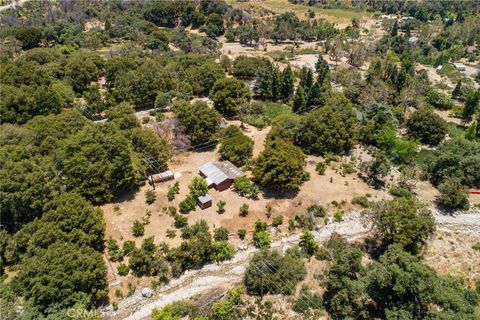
[198,194,212,204]
[199,162,230,186]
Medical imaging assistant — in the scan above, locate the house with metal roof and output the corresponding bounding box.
[199,161,245,191]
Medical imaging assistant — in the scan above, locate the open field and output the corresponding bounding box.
[227,0,370,27]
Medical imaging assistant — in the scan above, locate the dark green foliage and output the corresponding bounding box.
[292,85,306,113]
[307,204,326,217]
[254,61,282,101]
[315,55,330,84]
[189,177,208,198]
[253,139,306,190]
[315,162,326,175]
[174,214,188,229]
[244,249,306,296]
[167,181,180,201]
[428,138,480,188]
[117,263,129,276]
[214,227,229,241]
[425,89,454,110]
[55,124,141,203]
[232,56,270,79]
[299,231,319,256]
[407,108,447,145]
[122,240,136,256]
[359,152,392,186]
[15,242,107,313]
[232,176,260,199]
[237,229,246,240]
[351,196,370,208]
[105,102,140,130]
[145,190,156,204]
[217,200,226,214]
[179,195,196,214]
[239,203,249,217]
[462,89,480,122]
[367,197,435,254]
[452,80,462,99]
[131,220,145,237]
[280,65,294,101]
[305,79,328,111]
[188,61,225,96]
[210,78,251,117]
[213,241,235,262]
[437,178,470,210]
[167,220,214,276]
[296,103,358,155]
[219,126,253,166]
[65,53,100,92]
[14,26,43,49]
[367,244,479,319]
[174,100,221,145]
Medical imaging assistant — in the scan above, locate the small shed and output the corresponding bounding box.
[150,170,174,183]
[197,194,212,209]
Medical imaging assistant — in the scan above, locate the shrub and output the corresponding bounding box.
[214,227,229,241]
[472,242,480,251]
[166,229,176,238]
[174,214,188,228]
[145,190,156,204]
[351,196,370,208]
[213,241,235,262]
[299,231,319,257]
[307,204,326,217]
[107,238,124,262]
[407,108,447,146]
[437,179,470,210]
[253,231,272,248]
[238,229,247,240]
[316,162,327,175]
[333,211,344,222]
[188,177,208,198]
[167,181,180,201]
[122,240,136,256]
[239,203,249,216]
[117,264,129,276]
[272,215,283,226]
[233,177,260,199]
[179,195,196,213]
[217,200,226,214]
[340,163,356,175]
[131,220,145,237]
[244,249,306,295]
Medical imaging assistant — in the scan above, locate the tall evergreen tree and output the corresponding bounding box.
[272,67,282,101]
[254,64,274,101]
[462,89,480,123]
[292,85,306,114]
[280,66,294,101]
[306,79,327,111]
[451,80,462,99]
[390,20,399,37]
[315,55,330,84]
[305,68,314,92]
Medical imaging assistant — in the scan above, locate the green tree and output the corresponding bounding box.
[452,80,462,99]
[253,139,307,190]
[428,138,480,188]
[280,65,294,101]
[306,79,328,111]
[213,241,235,262]
[15,26,43,50]
[407,108,447,145]
[462,89,480,123]
[367,197,435,254]
[297,102,358,155]
[244,249,306,296]
[232,176,260,199]
[210,78,251,117]
[437,178,470,210]
[219,126,253,166]
[65,54,100,92]
[189,177,208,198]
[132,220,145,237]
[292,85,306,114]
[174,100,221,145]
[55,124,140,203]
[16,242,107,312]
[105,102,140,130]
[188,61,225,96]
[299,231,319,257]
[314,55,330,84]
